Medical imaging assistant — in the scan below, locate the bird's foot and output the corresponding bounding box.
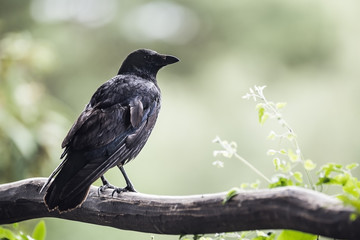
[125,184,137,193]
[98,183,116,195]
[111,185,137,196]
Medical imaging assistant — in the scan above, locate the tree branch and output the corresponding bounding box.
[0,178,359,239]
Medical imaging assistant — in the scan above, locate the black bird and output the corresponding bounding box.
[41,49,179,212]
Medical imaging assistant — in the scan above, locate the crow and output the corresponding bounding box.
[41,49,179,212]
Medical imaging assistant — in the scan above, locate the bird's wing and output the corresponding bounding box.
[61,105,94,150]
[41,102,130,193]
[56,97,158,199]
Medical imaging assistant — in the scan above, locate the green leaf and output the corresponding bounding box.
[260,112,269,126]
[316,176,331,185]
[279,149,287,155]
[32,220,46,240]
[240,183,248,189]
[273,158,281,170]
[277,230,317,240]
[267,149,277,156]
[273,159,291,173]
[256,104,269,125]
[258,106,265,123]
[256,103,264,110]
[343,177,360,198]
[317,163,343,178]
[267,131,276,140]
[276,102,287,109]
[250,180,260,189]
[252,231,276,240]
[286,133,295,141]
[269,175,293,188]
[0,226,17,240]
[350,213,358,221]
[222,187,240,205]
[12,223,19,229]
[293,171,303,183]
[304,159,316,171]
[287,149,298,162]
[19,231,31,240]
[346,163,359,170]
[334,173,350,186]
[337,194,360,213]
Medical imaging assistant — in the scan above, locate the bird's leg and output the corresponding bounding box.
[112,166,137,196]
[98,175,116,195]
[120,165,137,192]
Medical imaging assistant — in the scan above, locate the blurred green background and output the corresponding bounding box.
[1,0,360,239]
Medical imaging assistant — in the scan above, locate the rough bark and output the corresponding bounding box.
[0,178,359,239]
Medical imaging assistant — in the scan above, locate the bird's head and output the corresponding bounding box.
[117,49,179,81]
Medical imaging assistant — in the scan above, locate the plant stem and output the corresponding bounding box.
[257,89,316,190]
[234,153,271,183]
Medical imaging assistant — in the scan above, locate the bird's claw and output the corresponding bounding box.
[125,184,137,193]
[111,186,137,197]
[111,187,125,196]
[98,183,116,195]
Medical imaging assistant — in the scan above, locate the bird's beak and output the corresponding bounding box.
[163,55,180,65]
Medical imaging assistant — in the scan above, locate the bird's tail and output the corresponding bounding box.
[44,179,90,212]
[42,147,119,212]
[43,135,130,212]
[43,150,93,213]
